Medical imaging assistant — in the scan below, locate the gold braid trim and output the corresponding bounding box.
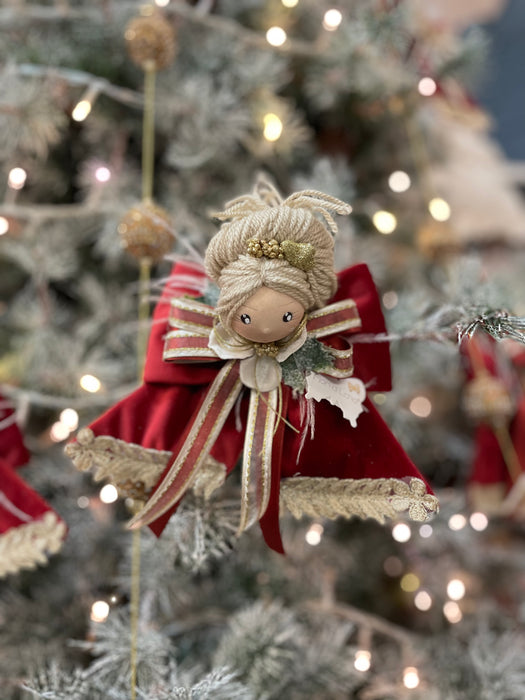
[0,512,66,578]
[65,428,227,502]
[280,477,439,524]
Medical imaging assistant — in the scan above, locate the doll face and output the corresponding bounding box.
[231,286,305,343]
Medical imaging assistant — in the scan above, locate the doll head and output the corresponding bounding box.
[204,179,351,341]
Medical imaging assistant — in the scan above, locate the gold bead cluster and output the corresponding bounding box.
[254,342,280,358]
[246,238,284,260]
[124,11,177,71]
[118,201,175,262]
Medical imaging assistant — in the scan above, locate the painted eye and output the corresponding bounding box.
[283,311,293,322]
[240,313,251,325]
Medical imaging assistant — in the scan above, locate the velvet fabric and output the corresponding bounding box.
[84,261,432,551]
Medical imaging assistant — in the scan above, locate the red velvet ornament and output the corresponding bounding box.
[0,396,66,577]
[67,261,437,553]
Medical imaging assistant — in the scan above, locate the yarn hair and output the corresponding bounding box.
[204,179,351,328]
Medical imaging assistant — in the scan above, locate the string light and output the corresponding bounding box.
[79,374,101,393]
[409,396,432,418]
[383,556,403,577]
[155,0,170,5]
[392,522,411,543]
[443,601,462,624]
[0,217,9,235]
[418,77,437,97]
[470,512,489,531]
[60,408,79,431]
[95,166,111,183]
[100,484,119,504]
[72,100,92,122]
[403,666,420,689]
[400,573,420,593]
[372,210,397,234]
[448,514,467,531]
[305,522,324,545]
[447,579,466,601]
[77,496,90,509]
[323,9,343,31]
[50,421,70,443]
[8,167,27,190]
[90,600,110,623]
[414,590,433,611]
[354,650,371,672]
[266,26,287,47]
[419,524,433,538]
[373,393,386,405]
[388,170,411,193]
[382,291,398,310]
[263,113,283,142]
[429,197,451,222]
[282,0,298,5]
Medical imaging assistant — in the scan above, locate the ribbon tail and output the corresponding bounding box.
[237,388,278,535]
[128,361,242,530]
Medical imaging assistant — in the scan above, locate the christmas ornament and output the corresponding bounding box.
[118,201,174,262]
[124,10,177,71]
[462,333,525,518]
[0,396,66,577]
[67,180,438,553]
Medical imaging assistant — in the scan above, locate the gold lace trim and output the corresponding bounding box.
[65,428,227,502]
[0,511,66,578]
[280,476,439,523]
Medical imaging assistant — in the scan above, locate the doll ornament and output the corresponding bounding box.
[67,181,438,553]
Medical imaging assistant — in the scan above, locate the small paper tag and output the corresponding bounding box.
[305,373,366,427]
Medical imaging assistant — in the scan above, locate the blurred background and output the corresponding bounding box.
[1,1,525,698]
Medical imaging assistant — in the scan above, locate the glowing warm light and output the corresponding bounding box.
[400,573,420,593]
[305,522,324,546]
[448,514,467,531]
[155,0,170,5]
[60,408,79,431]
[263,113,283,142]
[95,166,111,183]
[429,197,451,222]
[373,210,397,234]
[354,650,371,672]
[77,495,90,509]
[388,170,411,193]
[414,590,432,611]
[0,217,9,235]
[323,9,343,31]
[282,0,299,6]
[419,524,433,538]
[79,374,101,393]
[100,484,119,504]
[50,421,70,443]
[8,167,27,190]
[72,99,92,122]
[470,512,489,531]
[266,26,287,47]
[443,600,462,623]
[373,393,386,405]
[409,396,432,418]
[392,522,411,543]
[382,291,398,310]
[418,77,437,97]
[403,666,420,689]
[90,600,110,623]
[383,556,403,577]
[447,579,466,601]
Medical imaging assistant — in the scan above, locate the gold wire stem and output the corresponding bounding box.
[142,62,157,202]
[130,527,141,700]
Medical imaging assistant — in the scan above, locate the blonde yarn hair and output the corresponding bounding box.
[205,178,351,327]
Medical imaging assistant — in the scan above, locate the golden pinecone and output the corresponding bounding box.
[124,10,177,71]
[463,374,515,423]
[118,201,175,262]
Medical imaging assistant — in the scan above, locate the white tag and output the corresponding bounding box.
[305,373,366,427]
